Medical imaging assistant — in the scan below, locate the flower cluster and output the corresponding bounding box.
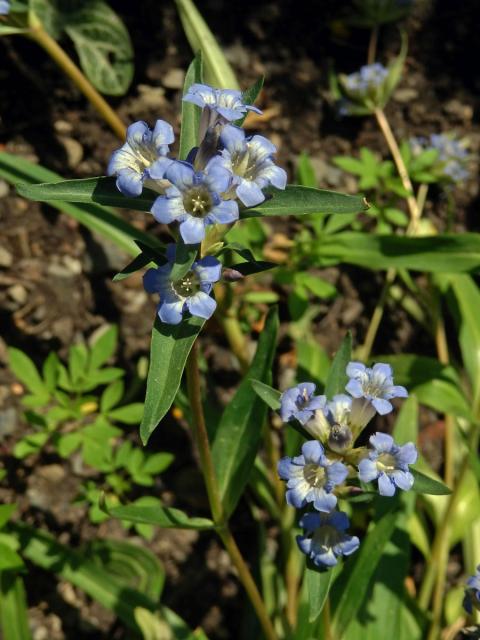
[278,361,415,568]
[338,63,389,115]
[410,133,470,183]
[107,84,287,325]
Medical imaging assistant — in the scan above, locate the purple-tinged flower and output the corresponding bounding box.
[358,432,417,497]
[183,83,262,123]
[342,63,389,95]
[218,125,287,206]
[278,441,348,513]
[464,566,480,614]
[297,511,360,568]
[108,120,174,197]
[143,245,221,325]
[0,0,10,15]
[410,133,470,183]
[151,159,238,244]
[346,362,408,415]
[279,383,326,425]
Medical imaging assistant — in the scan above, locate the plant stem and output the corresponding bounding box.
[27,16,126,140]
[374,108,420,231]
[367,25,379,64]
[185,340,278,640]
[357,267,396,362]
[322,597,333,640]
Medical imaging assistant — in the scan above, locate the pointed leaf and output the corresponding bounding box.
[179,53,203,160]
[102,500,214,530]
[411,469,451,495]
[325,333,352,398]
[212,308,279,516]
[140,316,204,444]
[250,379,281,410]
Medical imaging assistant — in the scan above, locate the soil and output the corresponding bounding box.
[1,0,479,637]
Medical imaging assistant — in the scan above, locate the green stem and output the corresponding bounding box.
[357,267,396,361]
[322,597,333,640]
[185,340,278,640]
[367,25,379,65]
[27,15,126,140]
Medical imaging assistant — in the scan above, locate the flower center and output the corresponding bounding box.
[303,464,326,488]
[312,524,341,549]
[231,150,257,181]
[173,271,201,298]
[184,187,213,217]
[377,453,397,473]
[296,388,311,409]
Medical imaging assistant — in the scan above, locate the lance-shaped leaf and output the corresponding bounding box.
[179,53,203,160]
[307,564,341,623]
[212,308,279,517]
[0,153,157,255]
[0,573,31,640]
[250,379,281,410]
[243,186,367,218]
[316,232,480,273]
[140,316,204,444]
[410,469,451,495]
[102,500,215,530]
[325,333,352,398]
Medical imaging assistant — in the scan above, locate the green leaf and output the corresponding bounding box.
[212,308,279,517]
[108,403,144,424]
[89,325,117,371]
[179,53,203,160]
[0,544,24,572]
[243,186,367,218]
[0,573,32,640]
[140,316,204,444]
[411,469,451,495]
[68,343,88,385]
[64,1,134,96]
[100,380,124,413]
[0,154,155,256]
[8,348,47,397]
[174,0,239,88]
[169,242,199,283]
[316,232,480,273]
[102,500,215,530]
[0,505,16,530]
[250,379,281,410]
[297,152,318,188]
[13,523,160,633]
[325,333,352,398]
[234,76,264,126]
[42,352,60,392]
[112,252,153,282]
[30,0,63,38]
[307,565,338,622]
[331,508,400,637]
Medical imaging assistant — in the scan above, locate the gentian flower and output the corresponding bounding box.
[297,511,360,568]
[151,159,238,244]
[410,133,470,183]
[218,125,287,206]
[358,432,417,497]
[108,120,174,197]
[346,362,408,415]
[464,566,480,614]
[278,441,348,513]
[143,246,221,325]
[0,0,10,15]
[279,383,326,425]
[342,63,389,95]
[183,83,262,123]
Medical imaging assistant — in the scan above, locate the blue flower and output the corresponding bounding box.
[463,566,480,614]
[278,441,348,513]
[279,383,326,425]
[346,362,408,415]
[0,0,10,15]
[143,246,221,325]
[342,63,389,95]
[108,120,174,197]
[151,159,238,244]
[410,133,470,183]
[183,83,262,123]
[358,432,417,497]
[297,511,360,568]
[218,125,287,206]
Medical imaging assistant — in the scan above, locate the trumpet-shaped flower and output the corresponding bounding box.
[218,125,287,206]
[297,511,360,568]
[108,120,174,197]
[279,383,326,425]
[278,441,348,512]
[183,83,262,123]
[151,159,238,244]
[358,432,417,497]
[463,566,480,614]
[346,362,408,415]
[143,246,221,325]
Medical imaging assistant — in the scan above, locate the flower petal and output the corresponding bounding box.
[179,216,206,244]
[186,291,216,320]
